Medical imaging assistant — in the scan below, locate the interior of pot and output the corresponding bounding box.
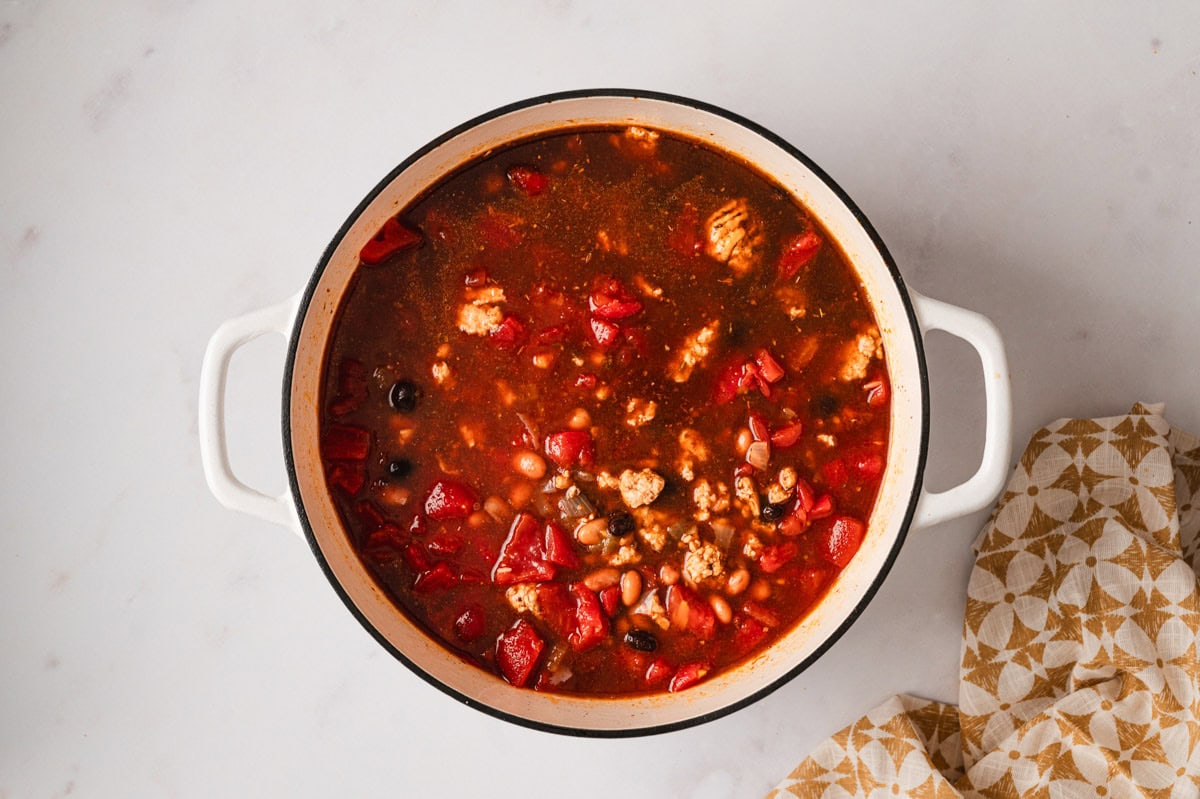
[286,91,927,734]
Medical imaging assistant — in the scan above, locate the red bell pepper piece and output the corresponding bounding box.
[360,217,422,265]
[424,479,476,520]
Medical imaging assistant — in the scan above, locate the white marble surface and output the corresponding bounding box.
[2,2,1198,796]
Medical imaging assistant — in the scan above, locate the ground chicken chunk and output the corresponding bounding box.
[618,468,665,508]
[838,328,883,382]
[607,543,642,567]
[678,428,710,461]
[633,508,669,552]
[624,398,658,427]
[668,321,719,383]
[683,541,725,586]
[692,479,730,522]
[743,533,763,560]
[457,303,503,336]
[596,471,620,491]
[734,475,760,518]
[505,583,541,617]
[704,199,764,275]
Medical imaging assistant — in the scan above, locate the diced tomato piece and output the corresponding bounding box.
[644,657,675,687]
[427,531,464,556]
[851,452,885,480]
[769,421,803,449]
[543,520,580,568]
[747,411,770,442]
[733,462,756,480]
[568,584,609,651]
[362,525,406,562]
[777,230,822,280]
[360,216,423,265]
[599,585,621,617]
[732,614,769,656]
[424,479,476,520]
[795,479,816,513]
[809,494,834,520]
[818,516,865,568]
[714,361,744,404]
[464,267,489,287]
[589,317,620,348]
[543,430,595,469]
[821,459,849,489]
[506,165,550,196]
[589,275,643,322]
[355,500,387,530]
[322,425,371,461]
[737,361,761,390]
[795,568,831,607]
[665,585,716,640]
[759,541,798,573]
[496,619,544,687]
[574,372,597,390]
[668,661,711,692]
[864,376,890,408]
[492,513,556,585]
[589,294,643,321]
[742,600,781,628]
[754,349,786,383]
[325,462,366,495]
[402,542,431,572]
[667,203,702,256]
[409,514,427,537]
[454,604,487,642]
[536,583,576,638]
[778,510,808,536]
[489,315,527,350]
[413,561,457,593]
[328,358,368,417]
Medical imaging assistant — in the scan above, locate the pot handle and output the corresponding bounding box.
[199,293,302,533]
[909,290,1013,529]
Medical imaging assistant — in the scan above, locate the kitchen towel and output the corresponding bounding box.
[767,402,1200,798]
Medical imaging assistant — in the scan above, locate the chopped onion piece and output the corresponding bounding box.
[746,441,771,470]
[711,520,735,550]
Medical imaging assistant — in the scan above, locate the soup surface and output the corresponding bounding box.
[319,127,889,695]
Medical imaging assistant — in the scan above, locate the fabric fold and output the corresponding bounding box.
[767,404,1200,799]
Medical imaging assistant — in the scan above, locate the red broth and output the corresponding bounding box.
[319,127,889,695]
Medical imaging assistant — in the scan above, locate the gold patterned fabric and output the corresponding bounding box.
[767,403,1200,799]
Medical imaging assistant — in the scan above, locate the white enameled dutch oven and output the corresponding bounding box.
[199,90,1012,736]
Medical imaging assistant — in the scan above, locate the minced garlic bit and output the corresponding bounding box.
[618,468,665,508]
[667,321,719,383]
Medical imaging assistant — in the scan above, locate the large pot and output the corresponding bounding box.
[199,90,1012,736]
